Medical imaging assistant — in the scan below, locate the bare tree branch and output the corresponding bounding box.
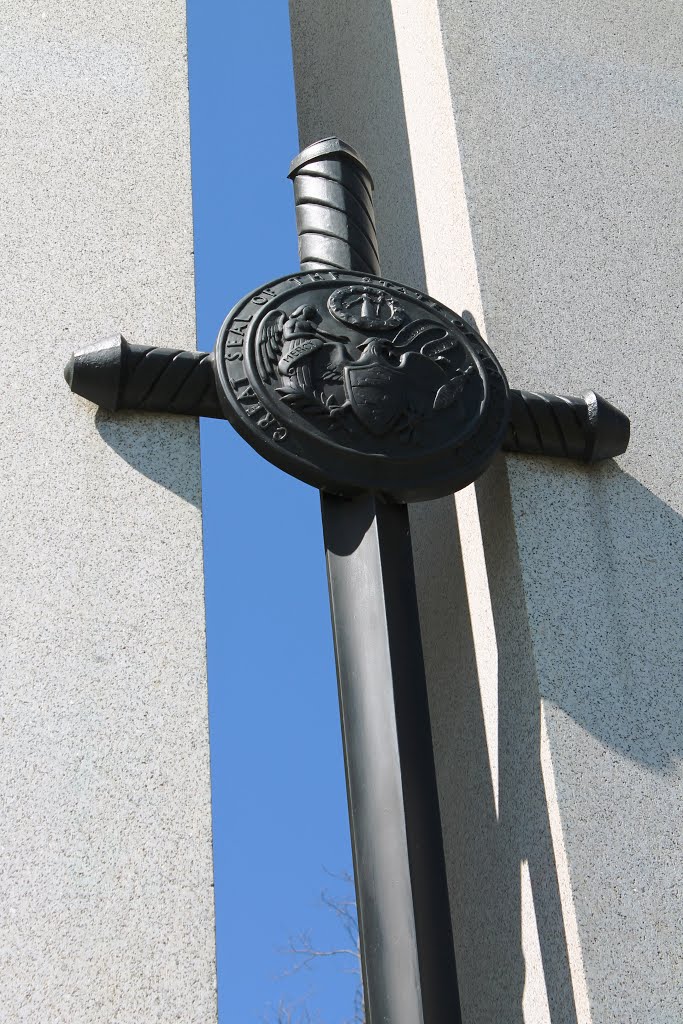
[264,996,318,1024]
[268,869,365,1023]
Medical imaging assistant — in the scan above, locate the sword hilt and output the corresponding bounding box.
[64,336,223,419]
[288,137,380,275]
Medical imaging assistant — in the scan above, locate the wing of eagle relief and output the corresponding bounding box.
[258,309,325,394]
[256,310,286,383]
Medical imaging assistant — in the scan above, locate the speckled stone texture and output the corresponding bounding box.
[434,2,683,1021]
[289,1,682,1021]
[0,3,216,1021]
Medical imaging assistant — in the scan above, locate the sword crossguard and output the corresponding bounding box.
[65,339,629,463]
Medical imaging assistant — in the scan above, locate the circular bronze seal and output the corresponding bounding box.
[215,270,509,502]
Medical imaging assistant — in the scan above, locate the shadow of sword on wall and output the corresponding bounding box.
[64,137,629,1024]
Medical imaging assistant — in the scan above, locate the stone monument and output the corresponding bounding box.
[4,0,680,1021]
[0,2,216,1020]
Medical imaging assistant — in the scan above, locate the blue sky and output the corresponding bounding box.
[186,3,356,1021]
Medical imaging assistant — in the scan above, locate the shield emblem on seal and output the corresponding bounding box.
[344,362,407,436]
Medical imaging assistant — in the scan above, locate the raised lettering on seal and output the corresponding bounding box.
[230,316,253,336]
[252,288,277,306]
[236,385,257,403]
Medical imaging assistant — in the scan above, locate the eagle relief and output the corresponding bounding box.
[255,286,481,447]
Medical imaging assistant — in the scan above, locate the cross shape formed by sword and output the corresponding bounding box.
[65,138,629,1024]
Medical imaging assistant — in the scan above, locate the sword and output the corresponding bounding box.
[65,138,629,1024]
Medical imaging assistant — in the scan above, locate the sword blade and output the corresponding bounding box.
[322,492,461,1024]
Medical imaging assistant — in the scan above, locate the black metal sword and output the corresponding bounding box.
[65,138,629,1024]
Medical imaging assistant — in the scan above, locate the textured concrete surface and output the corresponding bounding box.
[289,0,682,1021]
[0,2,216,1021]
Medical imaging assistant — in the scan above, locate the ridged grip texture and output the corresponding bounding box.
[503,389,628,463]
[288,138,381,275]
[120,342,222,418]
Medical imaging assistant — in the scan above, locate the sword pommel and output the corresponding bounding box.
[584,390,631,462]
[288,137,380,275]
[64,335,125,411]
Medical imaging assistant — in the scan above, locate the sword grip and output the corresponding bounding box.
[64,336,223,419]
[504,388,630,463]
[288,137,381,275]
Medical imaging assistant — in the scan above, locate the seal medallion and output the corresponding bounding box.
[215,270,509,502]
